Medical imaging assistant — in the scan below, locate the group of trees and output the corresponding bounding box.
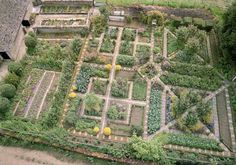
[221,1,236,62]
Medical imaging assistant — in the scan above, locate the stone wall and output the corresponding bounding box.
[41,0,94,6]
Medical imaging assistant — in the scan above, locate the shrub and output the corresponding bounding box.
[116,55,135,67]
[25,32,38,53]
[122,28,136,41]
[4,73,20,88]
[0,96,10,115]
[71,38,82,55]
[84,93,102,112]
[103,127,111,136]
[0,84,16,99]
[91,15,107,37]
[136,45,151,64]
[107,105,119,120]
[130,125,143,137]
[111,78,128,98]
[8,62,23,77]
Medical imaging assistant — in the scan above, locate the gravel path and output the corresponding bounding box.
[0,146,88,165]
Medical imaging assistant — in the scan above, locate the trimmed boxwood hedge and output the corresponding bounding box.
[166,133,223,152]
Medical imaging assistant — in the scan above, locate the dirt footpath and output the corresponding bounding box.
[0,146,88,165]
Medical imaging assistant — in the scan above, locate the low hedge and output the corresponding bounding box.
[166,133,223,152]
[165,62,221,80]
[160,72,221,91]
[116,55,135,67]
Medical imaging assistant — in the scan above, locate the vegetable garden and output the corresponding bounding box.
[1,2,236,164]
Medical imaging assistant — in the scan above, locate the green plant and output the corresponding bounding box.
[221,1,236,61]
[100,36,115,53]
[136,45,151,64]
[148,83,162,134]
[166,133,223,151]
[0,96,10,115]
[0,84,16,99]
[25,32,38,54]
[71,38,83,55]
[111,78,128,98]
[119,41,133,55]
[84,93,102,112]
[107,105,119,120]
[91,15,107,37]
[122,28,136,41]
[8,62,23,77]
[116,55,135,67]
[132,79,147,101]
[130,125,143,137]
[128,135,165,161]
[4,73,20,88]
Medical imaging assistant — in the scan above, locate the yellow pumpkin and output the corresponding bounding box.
[93,126,100,134]
[69,92,77,98]
[103,127,111,136]
[105,64,112,71]
[115,65,122,71]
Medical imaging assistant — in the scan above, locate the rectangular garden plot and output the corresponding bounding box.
[14,69,61,119]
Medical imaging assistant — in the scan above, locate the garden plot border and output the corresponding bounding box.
[13,70,61,119]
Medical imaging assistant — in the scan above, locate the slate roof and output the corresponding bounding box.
[0,0,30,53]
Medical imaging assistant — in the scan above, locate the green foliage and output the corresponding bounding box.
[119,41,133,55]
[0,84,16,99]
[166,133,223,151]
[221,2,236,62]
[4,73,20,88]
[196,101,212,123]
[100,36,115,53]
[84,93,102,112]
[91,15,107,37]
[184,112,199,127]
[148,83,162,134]
[116,55,135,67]
[64,97,81,127]
[128,135,165,161]
[76,65,108,93]
[75,118,98,132]
[111,78,128,98]
[122,28,136,41]
[172,90,201,118]
[130,125,143,137]
[40,60,75,129]
[107,105,125,120]
[166,62,221,80]
[93,79,107,95]
[160,72,221,91]
[132,78,147,101]
[8,62,23,77]
[71,38,83,55]
[0,96,10,115]
[25,32,38,54]
[136,45,151,64]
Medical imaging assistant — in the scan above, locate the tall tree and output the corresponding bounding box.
[221,2,236,62]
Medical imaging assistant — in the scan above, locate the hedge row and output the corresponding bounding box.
[160,72,221,91]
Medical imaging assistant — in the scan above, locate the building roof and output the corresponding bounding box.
[0,0,30,53]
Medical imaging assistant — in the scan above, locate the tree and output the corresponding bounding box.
[221,2,236,61]
[0,84,16,99]
[84,93,102,112]
[0,96,10,115]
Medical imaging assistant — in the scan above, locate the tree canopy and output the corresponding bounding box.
[221,2,236,62]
